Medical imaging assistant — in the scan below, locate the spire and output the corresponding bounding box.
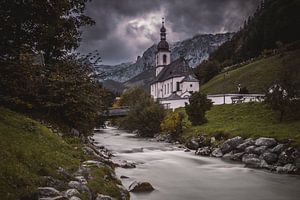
[157,18,169,51]
[160,17,166,41]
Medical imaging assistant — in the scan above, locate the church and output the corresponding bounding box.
[150,19,199,110]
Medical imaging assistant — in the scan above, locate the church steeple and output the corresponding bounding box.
[155,18,171,76]
[157,18,169,51]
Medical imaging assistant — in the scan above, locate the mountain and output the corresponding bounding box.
[97,33,233,86]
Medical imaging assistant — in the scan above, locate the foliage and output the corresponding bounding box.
[185,92,212,126]
[201,50,300,94]
[265,84,294,122]
[118,87,165,137]
[0,0,94,62]
[182,102,300,146]
[160,108,191,139]
[210,0,300,67]
[194,60,220,85]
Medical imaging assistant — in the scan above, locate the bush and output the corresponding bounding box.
[185,92,212,125]
[160,109,191,139]
[118,87,165,137]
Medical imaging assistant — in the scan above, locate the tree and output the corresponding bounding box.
[185,92,212,125]
[194,60,220,84]
[118,87,165,137]
[0,0,94,62]
[160,109,191,139]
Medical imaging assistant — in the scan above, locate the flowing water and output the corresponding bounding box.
[93,127,300,200]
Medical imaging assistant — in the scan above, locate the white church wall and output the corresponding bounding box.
[181,81,199,93]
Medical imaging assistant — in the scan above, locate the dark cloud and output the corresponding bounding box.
[78,0,260,65]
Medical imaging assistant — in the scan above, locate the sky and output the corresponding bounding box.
[78,0,261,65]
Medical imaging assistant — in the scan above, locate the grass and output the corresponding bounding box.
[0,107,126,200]
[201,49,300,94]
[178,103,300,146]
[87,167,129,200]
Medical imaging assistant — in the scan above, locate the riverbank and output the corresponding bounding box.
[0,107,129,200]
[93,127,300,200]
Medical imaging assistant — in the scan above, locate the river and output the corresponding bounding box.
[93,127,300,200]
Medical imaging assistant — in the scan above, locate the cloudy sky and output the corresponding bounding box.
[79,0,261,65]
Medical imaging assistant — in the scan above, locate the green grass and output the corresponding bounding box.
[87,167,129,200]
[201,50,300,94]
[0,107,127,200]
[179,103,300,146]
[0,107,85,199]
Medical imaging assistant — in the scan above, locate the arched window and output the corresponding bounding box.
[163,54,167,64]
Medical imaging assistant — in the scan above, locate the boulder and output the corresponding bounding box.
[38,187,60,197]
[242,154,261,168]
[69,197,81,200]
[261,152,278,164]
[270,144,287,154]
[277,147,299,165]
[186,138,200,150]
[211,148,223,158]
[82,160,103,168]
[276,164,298,174]
[82,146,96,156]
[222,152,234,160]
[75,176,87,185]
[245,146,256,154]
[259,160,275,170]
[68,181,90,194]
[195,147,212,156]
[113,160,136,168]
[255,137,277,147]
[129,181,154,193]
[95,194,115,200]
[220,136,244,154]
[253,146,268,155]
[236,139,255,152]
[230,152,245,161]
[63,189,79,198]
[39,196,67,200]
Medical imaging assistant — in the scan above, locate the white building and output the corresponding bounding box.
[150,20,199,110]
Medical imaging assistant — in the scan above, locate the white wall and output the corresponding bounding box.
[160,98,189,110]
[207,94,265,105]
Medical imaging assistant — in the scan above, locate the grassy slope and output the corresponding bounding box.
[0,107,125,200]
[201,50,300,94]
[180,103,300,146]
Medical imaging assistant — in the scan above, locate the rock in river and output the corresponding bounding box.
[261,152,278,164]
[242,154,261,168]
[195,147,212,156]
[129,181,154,193]
[220,136,244,154]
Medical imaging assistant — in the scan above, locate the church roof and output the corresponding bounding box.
[151,57,196,84]
[161,93,185,100]
[157,40,170,51]
[181,74,198,82]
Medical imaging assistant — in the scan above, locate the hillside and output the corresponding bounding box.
[200,49,300,94]
[210,0,300,66]
[0,107,126,200]
[178,103,300,146]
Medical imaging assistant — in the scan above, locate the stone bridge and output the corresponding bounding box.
[104,106,130,117]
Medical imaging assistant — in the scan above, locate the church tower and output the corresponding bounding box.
[155,18,171,76]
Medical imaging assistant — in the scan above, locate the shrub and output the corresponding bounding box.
[185,92,212,125]
[118,87,165,137]
[160,109,191,139]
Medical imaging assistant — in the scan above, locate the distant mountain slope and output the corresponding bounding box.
[201,49,300,94]
[210,0,300,66]
[97,33,233,84]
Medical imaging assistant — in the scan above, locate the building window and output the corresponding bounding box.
[167,83,169,94]
[163,54,167,64]
[176,82,180,91]
[190,84,193,87]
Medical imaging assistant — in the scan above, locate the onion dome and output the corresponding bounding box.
[157,18,169,51]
